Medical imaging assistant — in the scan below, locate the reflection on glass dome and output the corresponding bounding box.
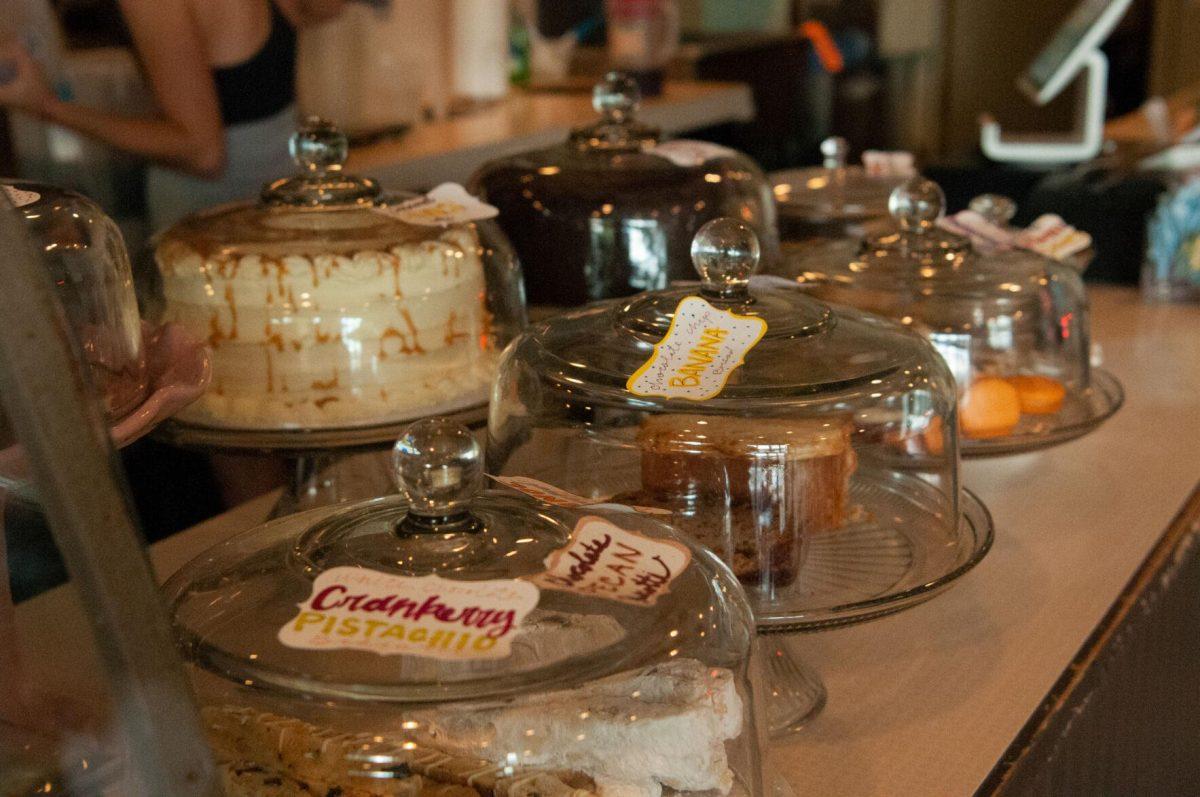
[164,419,768,796]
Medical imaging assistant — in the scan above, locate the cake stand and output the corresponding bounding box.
[155,396,489,518]
[962,368,1124,457]
[752,475,994,737]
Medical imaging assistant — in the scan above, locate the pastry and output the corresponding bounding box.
[960,377,1021,440]
[203,706,595,797]
[202,658,740,797]
[421,659,743,797]
[625,414,856,587]
[1006,375,1066,415]
[157,224,496,428]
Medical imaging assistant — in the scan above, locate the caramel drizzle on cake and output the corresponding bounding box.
[444,311,470,347]
[312,369,340,391]
[380,310,426,358]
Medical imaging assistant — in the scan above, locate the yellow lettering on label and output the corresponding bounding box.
[337,618,360,637]
[379,623,407,640]
[409,628,428,643]
[474,636,498,651]
[668,327,729,387]
[293,612,325,631]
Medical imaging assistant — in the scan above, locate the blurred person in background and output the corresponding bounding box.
[0,0,347,229]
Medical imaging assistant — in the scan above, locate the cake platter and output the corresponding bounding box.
[155,399,490,517]
[755,483,993,736]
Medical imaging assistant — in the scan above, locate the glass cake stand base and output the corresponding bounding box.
[759,637,827,736]
[156,402,488,518]
[755,486,993,736]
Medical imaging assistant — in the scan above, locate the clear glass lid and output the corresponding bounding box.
[498,218,937,408]
[469,72,778,306]
[165,418,754,701]
[489,219,967,617]
[773,177,1119,453]
[771,137,905,226]
[155,118,525,431]
[166,419,765,796]
[2,181,147,422]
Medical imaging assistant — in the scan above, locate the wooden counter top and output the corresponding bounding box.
[346,81,756,189]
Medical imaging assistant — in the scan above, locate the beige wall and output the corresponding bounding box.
[938,0,1083,157]
[1149,0,1200,95]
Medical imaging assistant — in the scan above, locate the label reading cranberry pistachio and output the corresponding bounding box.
[2,185,40,208]
[627,296,767,401]
[387,183,499,227]
[532,515,691,607]
[278,567,539,661]
[489,475,670,516]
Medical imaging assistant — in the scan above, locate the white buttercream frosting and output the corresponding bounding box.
[158,225,495,428]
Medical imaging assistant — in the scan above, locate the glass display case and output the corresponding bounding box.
[154,118,525,432]
[470,72,778,307]
[2,181,147,426]
[487,217,986,614]
[164,418,767,796]
[775,177,1122,456]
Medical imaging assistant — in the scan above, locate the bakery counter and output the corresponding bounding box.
[346,81,755,189]
[12,286,1200,795]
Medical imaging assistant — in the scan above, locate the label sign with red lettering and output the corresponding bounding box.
[278,567,539,660]
[532,515,691,607]
[627,296,767,401]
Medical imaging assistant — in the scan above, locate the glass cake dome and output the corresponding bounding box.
[2,181,147,426]
[154,117,525,431]
[469,72,778,307]
[163,418,766,797]
[773,177,1122,456]
[487,218,977,623]
[770,137,906,244]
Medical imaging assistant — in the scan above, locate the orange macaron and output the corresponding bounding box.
[1006,375,1066,415]
[960,377,1021,440]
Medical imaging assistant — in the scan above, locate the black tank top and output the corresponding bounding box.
[211,1,296,126]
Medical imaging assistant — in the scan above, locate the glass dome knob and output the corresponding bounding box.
[889,177,945,233]
[969,193,1017,225]
[290,116,348,174]
[392,418,483,532]
[692,218,760,300]
[820,136,849,170]
[593,71,641,122]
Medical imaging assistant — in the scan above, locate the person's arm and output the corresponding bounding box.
[0,0,225,178]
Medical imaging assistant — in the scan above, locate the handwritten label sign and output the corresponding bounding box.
[2,185,40,208]
[278,567,539,660]
[489,475,670,516]
[532,515,690,607]
[862,150,916,178]
[627,296,766,401]
[940,210,1091,263]
[648,139,738,168]
[1016,214,1092,262]
[385,183,499,227]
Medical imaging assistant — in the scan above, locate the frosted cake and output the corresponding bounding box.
[157,216,496,429]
